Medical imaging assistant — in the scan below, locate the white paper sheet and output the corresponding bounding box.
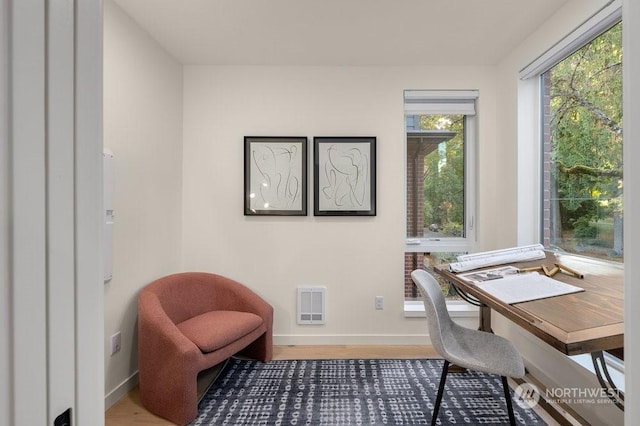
[476,273,584,304]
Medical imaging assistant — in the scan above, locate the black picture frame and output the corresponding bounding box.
[313,136,376,216]
[244,136,308,216]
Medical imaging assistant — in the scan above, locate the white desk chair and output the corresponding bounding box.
[411,269,526,426]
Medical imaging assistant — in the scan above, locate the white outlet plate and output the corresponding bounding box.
[110,331,121,355]
[375,296,384,310]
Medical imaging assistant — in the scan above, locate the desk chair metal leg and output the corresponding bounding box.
[431,360,450,426]
[432,362,516,426]
[501,376,517,426]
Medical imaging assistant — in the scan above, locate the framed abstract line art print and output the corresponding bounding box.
[313,136,376,216]
[244,136,308,216]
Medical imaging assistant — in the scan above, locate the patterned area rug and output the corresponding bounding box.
[191,358,545,425]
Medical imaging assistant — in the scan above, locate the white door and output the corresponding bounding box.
[2,0,104,425]
[1,1,12,424]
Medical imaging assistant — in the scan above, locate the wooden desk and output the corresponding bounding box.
[434,251,624,357]
[435,251,625,411]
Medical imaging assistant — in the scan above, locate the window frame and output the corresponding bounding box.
[403,91,479,316]
[403,91,478,254]
[519,6,623,259]
[517,2,622,250]
[539,23,623,258]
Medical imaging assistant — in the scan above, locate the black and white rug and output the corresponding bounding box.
[191,358,545,425]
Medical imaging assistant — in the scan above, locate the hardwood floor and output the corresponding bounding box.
[104,345,561,426]
[272,344,437,360]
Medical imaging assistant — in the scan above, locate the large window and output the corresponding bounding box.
[403,91,477,302]
[520,5,624,380]
[542,22,623,262]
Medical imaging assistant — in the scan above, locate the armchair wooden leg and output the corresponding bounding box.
[501,376,517,426]
[431,360,450,426]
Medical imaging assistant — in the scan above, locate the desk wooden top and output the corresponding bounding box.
[434,251,624,356]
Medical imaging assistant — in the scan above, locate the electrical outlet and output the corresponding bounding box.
[375,296,384,310]
[110,331,121,355]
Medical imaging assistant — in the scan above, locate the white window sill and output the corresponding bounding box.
[405,238,471,253]
[404,300,479,318]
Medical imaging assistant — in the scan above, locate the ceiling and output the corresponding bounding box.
[113,0,570,66]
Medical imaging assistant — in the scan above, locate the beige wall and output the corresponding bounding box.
[103,0,183,405]
[181,65,500,344]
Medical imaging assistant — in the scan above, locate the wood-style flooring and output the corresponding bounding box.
[104,345,562,426]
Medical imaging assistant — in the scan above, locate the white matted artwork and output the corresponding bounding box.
[313,136,376,216]
[244,136,307,216]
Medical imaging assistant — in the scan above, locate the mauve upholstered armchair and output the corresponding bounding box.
[137,272,273,425]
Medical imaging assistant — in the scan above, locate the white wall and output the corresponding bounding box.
[496,1,625,424]
[623,0,640,424]
[103,0,183,406]
[0,1,10,424]
[182,65,500,344]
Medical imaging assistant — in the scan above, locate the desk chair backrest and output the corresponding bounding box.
[411,268,455,359]
[412,268,524,426]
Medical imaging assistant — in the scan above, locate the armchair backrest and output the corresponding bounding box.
[140,272,244,324]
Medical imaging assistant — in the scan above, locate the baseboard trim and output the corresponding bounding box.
[105,370,139,410]
[273,334,431,346]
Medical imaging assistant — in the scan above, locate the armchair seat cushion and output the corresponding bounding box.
[176,310,263,353]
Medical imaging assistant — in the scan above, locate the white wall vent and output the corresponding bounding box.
[297,286,326,325]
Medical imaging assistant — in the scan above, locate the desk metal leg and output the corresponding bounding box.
[591,351,624,410]
[479,305,492,333]
[450,283,492,333]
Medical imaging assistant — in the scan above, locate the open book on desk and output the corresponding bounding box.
[462,272,584,304]
[457,266,520,285]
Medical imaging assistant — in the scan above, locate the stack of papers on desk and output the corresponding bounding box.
[472,273,584,304]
